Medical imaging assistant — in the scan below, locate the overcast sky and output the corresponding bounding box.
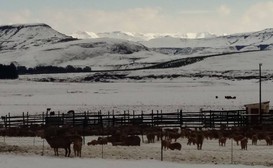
[1,0,273,35]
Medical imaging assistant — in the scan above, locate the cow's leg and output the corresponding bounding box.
[68,147,71,157]
[55,148,59,156]
[53,148,56,156]
[54,148,58,156]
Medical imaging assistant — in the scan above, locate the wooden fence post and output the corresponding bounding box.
[107,111,110,127]
[226,112,229,127]
[22,112,25,126]
[112,110,115,127]
[212,111,215,128]
[161,127,163,161]
[141,111,144,143]
[123,111,126,125]
[133,110,135,125]
[4,115,7,142]
[209,110,212,128]
[3,115,7,129]
[99,110,102,127]
[161,110,163,124]
[128,110,130,124]
[151,110,154,127]
[42,112,45,126]
[8,113,10,129]
[237,110,240,127]
[180,110,183,127]
[26,112,29,127]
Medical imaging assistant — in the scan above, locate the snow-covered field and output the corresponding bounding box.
[0,77,272,115]
[0,154,268,168]
[1,75,273,167]
[0,135,273,167]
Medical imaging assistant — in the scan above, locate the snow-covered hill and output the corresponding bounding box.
[1,37,170,70]
[72,28,273,58]
[71,29,273,49]
[0,24,170,70]
[0,23,76,51]
[142,28,273,48]
[1,23,273,71]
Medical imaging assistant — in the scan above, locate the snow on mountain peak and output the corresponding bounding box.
[71,31,99,39]
[70,31,217,42]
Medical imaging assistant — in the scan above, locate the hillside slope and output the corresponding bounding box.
[142,28,273,48]
[0,23,76,51]
[0,24,170,70]
[1,23,273,71]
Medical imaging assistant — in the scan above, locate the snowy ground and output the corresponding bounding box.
[0,65,273,167]
[0,78,272,115]
[0,154,269,168]
[0,135,273,167]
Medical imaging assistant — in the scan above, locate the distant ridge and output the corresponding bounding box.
[0,23,77,51]
[0,23,273,71]
[71,31,217,41]
[0,23,51,29]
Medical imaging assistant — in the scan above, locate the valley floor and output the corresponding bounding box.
[0,78,272,115]
[0,77,273,167]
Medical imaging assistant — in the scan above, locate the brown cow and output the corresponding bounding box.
[219,136,227,146]
[168,142,182,150]
[252,134,258,145]
[88,137,108,146]
[44,135,72,157]
[161,139,170,150]
[72,135,82,157]
[233,134,244,145]
[168,132,181,142]
[97,137,108,145]
[87,140,98,145]
[38,127,75,157]
[196,132,204,150]
[124,135,141,146]
[146,133,155,143]
[265,136,272,145]
[187,136,196,145]
[110,135,141,146]
[161,139,181,150]
[240,137,248,150]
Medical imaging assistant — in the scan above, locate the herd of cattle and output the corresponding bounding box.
[2,125,273,157]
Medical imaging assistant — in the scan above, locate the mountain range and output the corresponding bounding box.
[71,31,218,41]
[0,23,273,71]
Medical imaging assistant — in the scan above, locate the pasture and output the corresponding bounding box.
[1,134,273,166]
[0,77,273,167]
[0,78,273,115]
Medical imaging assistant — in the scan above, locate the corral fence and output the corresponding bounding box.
[1,109,273,165]
[1,109,273,130]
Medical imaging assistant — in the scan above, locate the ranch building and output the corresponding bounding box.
[244,101,270,125]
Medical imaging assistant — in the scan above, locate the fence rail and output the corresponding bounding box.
[2,109,271,129]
